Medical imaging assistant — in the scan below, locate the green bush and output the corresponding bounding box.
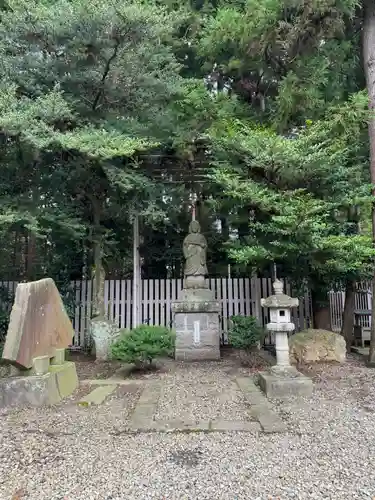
[110,325,175,367]
[228,315,265,350]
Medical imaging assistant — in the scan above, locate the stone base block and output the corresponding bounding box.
[175,346,220,361]
[258,367,313,399]
[0,361,78,408]
[173,295,221,362]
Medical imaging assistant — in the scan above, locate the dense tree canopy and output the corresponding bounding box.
[0,0,374,341]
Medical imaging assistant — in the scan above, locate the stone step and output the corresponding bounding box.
[78,384,117,406]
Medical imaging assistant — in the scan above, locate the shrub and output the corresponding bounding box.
[110,325,175,367]
[228,315,265,350]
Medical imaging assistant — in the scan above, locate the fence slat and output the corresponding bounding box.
[160,279,166,328]
[222,278,228,333]
[126,279,131,329]
[166,279,171,329]
[154,279,159,326]
[5,277,318,349]
[120,279,126,329]
[115,279,120,328]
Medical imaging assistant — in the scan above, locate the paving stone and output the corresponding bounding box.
[210,419,261,432]
[251,404,287,433]
[154,420,210,432]
[235,377,259,393]
[236,376,287,433]
[81,378,144,386]
[130,382,161,427]
[78,384,117,406]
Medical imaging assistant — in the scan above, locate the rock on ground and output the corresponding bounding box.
[289,328,346,364]
[0,354,375,499]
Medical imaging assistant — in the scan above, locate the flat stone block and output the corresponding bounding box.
[51,348,65,365]
[32,355,50,375]
[175,347,220,361]
[49,361,78,399]
[210,420,261,432]
[0,372,59,408]
[78,384,116,406]
[258,369,313,399]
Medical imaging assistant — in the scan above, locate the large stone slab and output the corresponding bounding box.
[0,361,78,408]
[2,278,74,369]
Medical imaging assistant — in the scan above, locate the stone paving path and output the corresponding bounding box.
[81,361,286,434]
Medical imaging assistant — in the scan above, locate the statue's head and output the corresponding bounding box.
[189,220,200,233]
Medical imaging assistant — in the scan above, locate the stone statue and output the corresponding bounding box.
[183,220,208,277]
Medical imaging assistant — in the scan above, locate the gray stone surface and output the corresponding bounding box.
[130,382,161,428]
[78,385,117,406]
[0,361,78,408]
[258,367,313,399]
[173,305,221,361]
[235,376,287,432]
[90,318,120,361]
[0,373,59,408]
[210,419,260,432]
[3,356,375,499]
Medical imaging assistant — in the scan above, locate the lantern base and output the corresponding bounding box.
[258,366,313,399]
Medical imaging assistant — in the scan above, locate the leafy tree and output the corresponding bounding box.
[209,92,373,332]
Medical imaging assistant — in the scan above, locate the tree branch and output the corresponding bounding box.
[92,38,120,112]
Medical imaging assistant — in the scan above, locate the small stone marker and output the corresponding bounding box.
[2,278,74,369]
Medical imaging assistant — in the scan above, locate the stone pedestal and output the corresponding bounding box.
[0,349,78,408]
[172,288,220,361]
[258,365,313,399]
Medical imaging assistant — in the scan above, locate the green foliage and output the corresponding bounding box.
[110,325,175,366]
[228,315,265,350]
[0,285,13,342]
[209,90,373,291]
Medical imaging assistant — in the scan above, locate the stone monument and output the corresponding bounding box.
[0,278,78,407]
[172,220,221,361]
[90,262,120,361]
[257,278,313,398]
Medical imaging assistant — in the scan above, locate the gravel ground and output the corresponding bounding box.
[154,362,251,422]
[1,355,375,499]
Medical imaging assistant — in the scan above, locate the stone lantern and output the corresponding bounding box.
[258,279,312,398]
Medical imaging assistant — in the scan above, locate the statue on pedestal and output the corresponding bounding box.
[183,220,208,278]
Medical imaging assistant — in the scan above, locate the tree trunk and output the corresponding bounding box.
[363,0,375,364]
[341,280,356,351]
[311,290,331,330]
[91,197,105,319]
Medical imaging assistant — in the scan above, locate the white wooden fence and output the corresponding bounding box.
[0,278,312,348]
[329,283,372,332]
